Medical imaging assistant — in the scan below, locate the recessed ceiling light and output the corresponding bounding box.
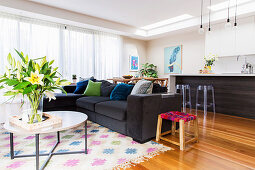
[209,0,252,11]
[140,14,193,30]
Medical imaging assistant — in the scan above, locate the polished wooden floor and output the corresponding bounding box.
[1,104,255,170]
[128,110,255,170]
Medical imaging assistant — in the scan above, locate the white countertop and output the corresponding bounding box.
[169,73,255,76]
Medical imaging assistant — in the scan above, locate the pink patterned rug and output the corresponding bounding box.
[0,121,171,170]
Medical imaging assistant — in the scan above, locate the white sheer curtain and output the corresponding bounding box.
[0,13,122,103]
[62,28,94,80]
[94,32,122,79]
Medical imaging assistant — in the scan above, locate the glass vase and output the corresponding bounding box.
[27,95,43,124]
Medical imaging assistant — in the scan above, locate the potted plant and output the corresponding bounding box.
[139,63,158,78]
[72,74,77,83]
[0,49,70,124]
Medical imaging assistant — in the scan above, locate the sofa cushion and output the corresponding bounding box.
[73,80,89,94]
[131,79,152,95]
[84,80,102,96]
[73,77,96,94]
[97,80,116,97]
[110,83,134,100]
[95,101,127,121]
[76,96,110,111]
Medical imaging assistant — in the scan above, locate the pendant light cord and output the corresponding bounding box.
[209,0,212,29]
[235,0,237,24]
[228,0,230,20]
[200,0,203,25]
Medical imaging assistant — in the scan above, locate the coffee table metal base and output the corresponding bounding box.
[9,121,88,170]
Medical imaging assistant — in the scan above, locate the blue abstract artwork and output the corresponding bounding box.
[164,45,182,74]
[130,56,139,71]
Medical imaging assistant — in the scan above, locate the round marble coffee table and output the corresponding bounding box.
[4,111,88,170]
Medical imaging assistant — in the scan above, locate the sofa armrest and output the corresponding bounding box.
[62,85,76,93]
[126,93,182,143]
[126,94,161,143]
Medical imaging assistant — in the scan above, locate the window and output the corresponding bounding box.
[0,13,122,79]
[0,13,122,102]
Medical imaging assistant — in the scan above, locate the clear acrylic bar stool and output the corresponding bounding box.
[176,84,192,113]
[195,85,216,115]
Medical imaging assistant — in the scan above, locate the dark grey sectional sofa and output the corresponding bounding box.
[43,81,181,143]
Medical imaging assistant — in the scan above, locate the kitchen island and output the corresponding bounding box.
[169,74,255,119]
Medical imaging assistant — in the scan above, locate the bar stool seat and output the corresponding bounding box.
[156,111,199,150]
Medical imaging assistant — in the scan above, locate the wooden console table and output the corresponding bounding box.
[107,77,168,87]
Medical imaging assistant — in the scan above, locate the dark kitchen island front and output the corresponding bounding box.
[168,74,255,119]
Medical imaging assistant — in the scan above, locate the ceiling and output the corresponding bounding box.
[1,0,254,39]
[28,0,225,28]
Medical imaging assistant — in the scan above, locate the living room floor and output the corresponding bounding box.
[1,104,255,170]
[127,110,255,170]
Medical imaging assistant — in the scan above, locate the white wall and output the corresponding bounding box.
[147,31,205,77]
[121,37,147,76]
[205,16,255,57]
[146,16,255,76]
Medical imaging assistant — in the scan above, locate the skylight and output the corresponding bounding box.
[140,14,193,30]
[209,0,252,11]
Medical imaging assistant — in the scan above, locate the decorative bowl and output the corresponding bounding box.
[122,75,133,79]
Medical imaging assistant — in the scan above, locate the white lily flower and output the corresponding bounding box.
[44,91,56,102]
[24,71,44,86]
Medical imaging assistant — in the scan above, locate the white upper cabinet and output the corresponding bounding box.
[205,17,255,57]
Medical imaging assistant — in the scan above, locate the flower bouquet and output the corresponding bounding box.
[204,54,218,69]
[0,49,70,124]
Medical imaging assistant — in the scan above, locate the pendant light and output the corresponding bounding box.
[208,0,212,32]
[234,0,238,28]
[198,0,205,34]
[225,0,232,29]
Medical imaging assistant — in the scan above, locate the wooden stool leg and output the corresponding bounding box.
[194,118,199,142]
[156,115,162,141]
[171,121,176,136]
[179,120,185,150]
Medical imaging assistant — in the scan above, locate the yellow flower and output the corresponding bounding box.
[24,71,44,86]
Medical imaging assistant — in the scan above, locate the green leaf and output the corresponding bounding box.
[31,84,38,90]
[13,81,30,90]
[28,60,34,74]
[41,62,49,74]
[4,91,19,96]
[0,78,7,83]
[5,79,19,86]
[50,72,56,78]
[49,60,54,65]
[14,49,26,63]
[45,75,54,83]
[0,86,4,90]
[33,56,45,61]
[53,67,58,72]
[23,87,32,94]
[59,87,67,95]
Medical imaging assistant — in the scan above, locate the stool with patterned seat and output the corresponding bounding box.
[156,111,199,150]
